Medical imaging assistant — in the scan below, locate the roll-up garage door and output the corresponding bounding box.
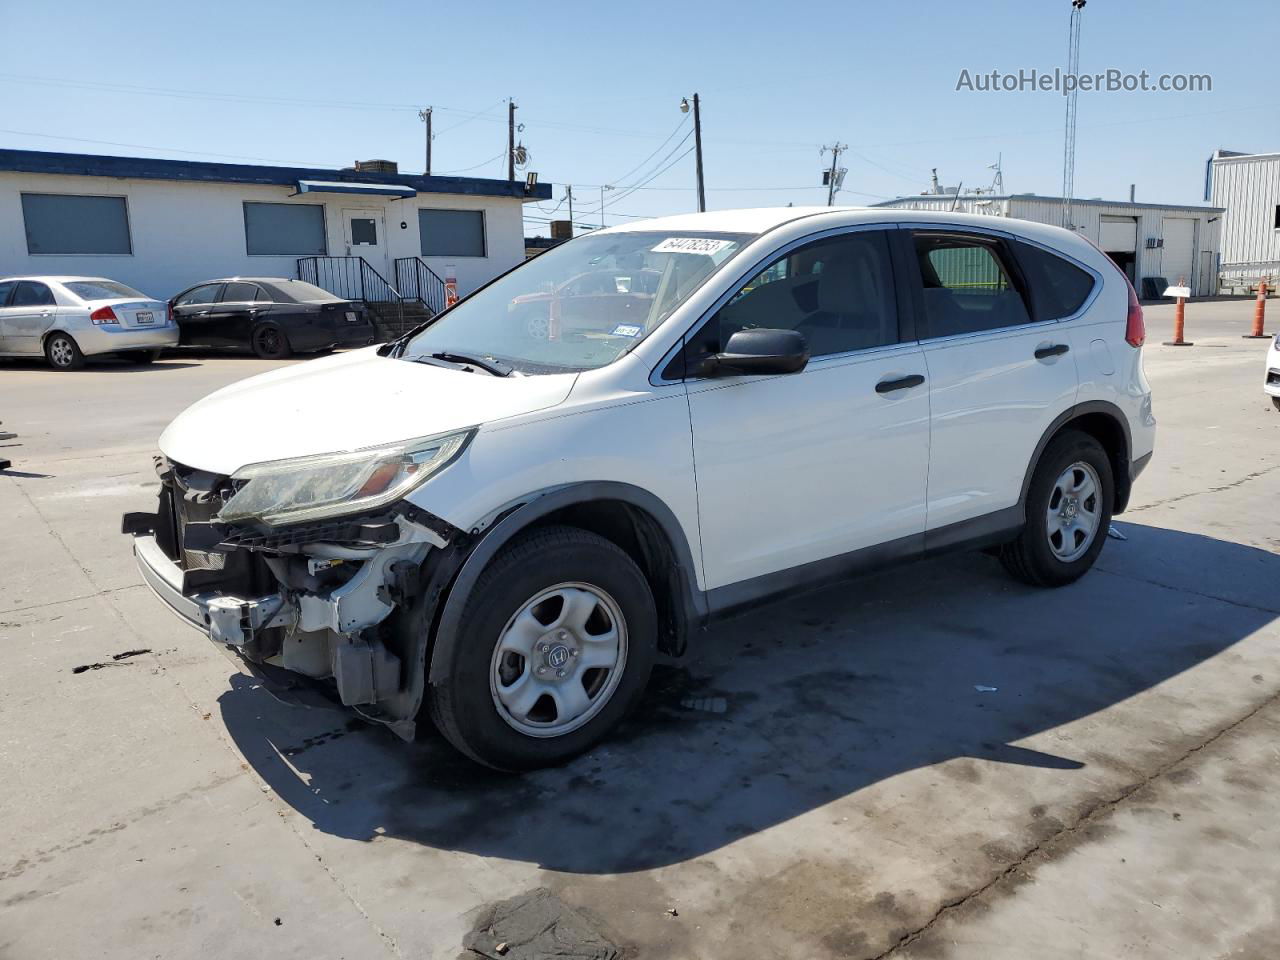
[1099,216,1137,252]
[1161,218,1196,291]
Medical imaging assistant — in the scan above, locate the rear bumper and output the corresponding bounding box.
[77,324,180,357]
[292,322,377,352]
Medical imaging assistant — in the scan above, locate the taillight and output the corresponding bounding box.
[167,303,174,325]
[1123,275,1145,347]
[90,306,119,325]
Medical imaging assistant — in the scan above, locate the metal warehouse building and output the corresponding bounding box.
[1207,149,1280,288]
[874,194,1224,297]
[0,148,551,328]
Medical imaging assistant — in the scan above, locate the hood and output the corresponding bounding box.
[159,347,577,474]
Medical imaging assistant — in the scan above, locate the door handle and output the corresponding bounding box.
[1035,343,1070,359]
[195,310,211,316]
[875,374,926,394]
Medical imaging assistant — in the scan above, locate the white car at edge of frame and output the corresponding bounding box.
[0,275,178,369]
[1264,332,1280,411]
[124,206,1156,770]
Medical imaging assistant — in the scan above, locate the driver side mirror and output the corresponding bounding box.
[698,328,810,377]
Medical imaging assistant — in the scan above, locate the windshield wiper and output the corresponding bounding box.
[423,351,512,377]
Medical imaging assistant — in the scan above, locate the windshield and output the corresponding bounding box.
[64,280,147,301]
[401,231,752,373]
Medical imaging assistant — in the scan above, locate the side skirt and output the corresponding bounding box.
[703,505,1023,621]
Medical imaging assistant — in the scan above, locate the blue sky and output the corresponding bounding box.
[1,0,1273,235]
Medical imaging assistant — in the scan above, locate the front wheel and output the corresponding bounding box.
[1000,430,1114,587]
[428,525,657,770]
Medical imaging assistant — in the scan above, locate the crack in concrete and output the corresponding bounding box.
[0,583,145,618]
[868,685,1280,960]
[1094,565,1280,616]
[9,480,405,959]
[1127,463,1280,513]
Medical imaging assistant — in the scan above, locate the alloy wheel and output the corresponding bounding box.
[49,337,74,367]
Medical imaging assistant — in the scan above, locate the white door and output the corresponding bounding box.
[908,231,1079,531]
[683,228,930,591]
[1160,217,1196,291]
[343,208,389,278]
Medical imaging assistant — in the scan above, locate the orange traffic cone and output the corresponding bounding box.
[1163,276,1193,347]
[1243,279,1270,339]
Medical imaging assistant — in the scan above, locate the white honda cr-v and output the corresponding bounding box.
[126,207,1155,769]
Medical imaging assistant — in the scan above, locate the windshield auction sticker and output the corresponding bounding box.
[651,237,734,255]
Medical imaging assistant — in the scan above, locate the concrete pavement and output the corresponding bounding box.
[2,299,1278,959]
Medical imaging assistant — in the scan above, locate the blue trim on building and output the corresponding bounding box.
[0,148,552,201]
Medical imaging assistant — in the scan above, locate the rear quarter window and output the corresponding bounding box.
[1016,242,1096,320]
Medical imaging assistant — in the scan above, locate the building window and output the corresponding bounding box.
[243,202,327,256]
[418,208,486,258]
[21,193,132,255]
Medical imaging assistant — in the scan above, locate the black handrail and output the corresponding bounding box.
[394,257,447,316]
[297,256,407,305]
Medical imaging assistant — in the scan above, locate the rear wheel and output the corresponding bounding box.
[129,350,162,364]
[45,332,85,370]
[1272,396,1280,412]
[428,525,657,770]
[1000,430,1113,587]
[250,324,291,359]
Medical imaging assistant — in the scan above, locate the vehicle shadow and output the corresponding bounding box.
[0,356,202,372]
[219,522,1279,874]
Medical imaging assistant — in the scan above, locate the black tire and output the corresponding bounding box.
[250,323,291,359]
[129,350,162,364]
[999,429,1114,587]
[45,332,85,370]
[1272,396,1280,412]
[428,524,657,771]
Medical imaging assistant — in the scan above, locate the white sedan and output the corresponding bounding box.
[0,275,178,370]
[1266,333,1280,411]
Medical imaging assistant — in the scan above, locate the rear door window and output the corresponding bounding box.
[911,233,1032,338]
[220,282,262,303]
[0,281,15,306]
[1015,242,1096,320]
[11,281,55,307]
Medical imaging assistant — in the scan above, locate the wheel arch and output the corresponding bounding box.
[1020,401,1134,515]
[419,481,705,690]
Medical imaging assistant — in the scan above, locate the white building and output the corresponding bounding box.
[1207,149,1280,288]
[0,148,550,318]
[874,193,1223,297]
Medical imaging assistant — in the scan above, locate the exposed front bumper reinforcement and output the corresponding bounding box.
[133,533,290,646]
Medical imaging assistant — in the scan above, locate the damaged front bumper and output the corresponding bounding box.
[126,458,464,738]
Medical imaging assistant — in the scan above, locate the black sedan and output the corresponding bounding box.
[170,278,377,359]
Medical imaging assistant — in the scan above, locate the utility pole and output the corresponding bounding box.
[600,184,614,229]
[822,143,847,206]
[692,93,706,212]
[417,107,432,175]
[566,185,574,236]
[680,95,707,212]
[507,99,517,182]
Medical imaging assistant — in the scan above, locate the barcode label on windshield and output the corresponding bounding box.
[651,237,734,255]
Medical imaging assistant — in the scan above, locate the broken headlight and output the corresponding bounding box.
[216,429,473,526]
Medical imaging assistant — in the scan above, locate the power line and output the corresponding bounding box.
[0,127,345,167]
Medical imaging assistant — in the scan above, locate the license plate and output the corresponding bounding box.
[345,311,357,323]
[136,311,154,325]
